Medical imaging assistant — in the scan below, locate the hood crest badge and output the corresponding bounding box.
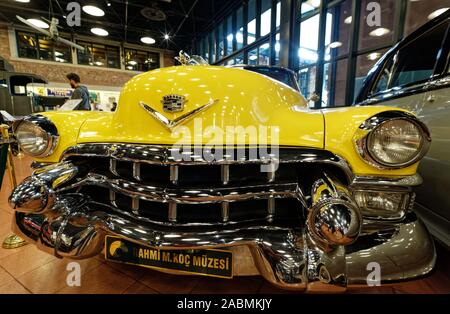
[140,98,219,131]
[161,94,186,113]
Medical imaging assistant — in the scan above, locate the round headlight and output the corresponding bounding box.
[367,119,426,167]
[14,116,59,157]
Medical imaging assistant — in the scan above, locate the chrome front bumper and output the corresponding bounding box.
[12,194,435,292]
[9,152,436,291]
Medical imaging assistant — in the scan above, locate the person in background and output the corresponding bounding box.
[66,73,91,111]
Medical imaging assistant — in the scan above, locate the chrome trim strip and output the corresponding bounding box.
[351,173,422,188]
[140,99,219,130]
[59,174,301,204]
[61,143,355,182]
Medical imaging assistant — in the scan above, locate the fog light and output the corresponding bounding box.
[354,190,411,219]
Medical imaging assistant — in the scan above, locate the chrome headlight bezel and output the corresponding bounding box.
[354,111,431,169]
[13,115,59,157]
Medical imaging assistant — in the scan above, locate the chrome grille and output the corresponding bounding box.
[61,144,352,225]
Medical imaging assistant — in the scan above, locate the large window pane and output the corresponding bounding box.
[358,0,395,51]
[276,1,281,29]
[248,47,258,65]
[405,1,450,36]
[209,32,216,63]
[226,15,233,55]
[77,41,120,68]
[300,0,321,17]
[322,58,348,107]
[236,7,244,50]
[125,49,160,71]
[261,0,272,37]
[275,33,281,66]
[299,15,320,67]
[354,49,388,99]
[17,32,38,59]
[259,42,270,65]
[217,23,224,59]
[325,0,351,60]
[299,66,317,100]
[248,0,257,44]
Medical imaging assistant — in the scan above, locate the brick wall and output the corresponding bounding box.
[0,26,176,87]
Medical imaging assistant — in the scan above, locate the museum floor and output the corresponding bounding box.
[0,156,449,294]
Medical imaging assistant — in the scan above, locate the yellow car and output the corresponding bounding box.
[8,60,435,292]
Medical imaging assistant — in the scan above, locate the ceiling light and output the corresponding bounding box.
[95,61,103,66]
[369,27,390,37]
[344,16,352,24]
[249,55,258,61]
[141,36,156,44]
[15,0,30,3]
[428,8,449,20]
[82,5,105,17]
[164,34,170,40]
[329,41,342,48]
[91,28,108,36]
[127,66,134,70]
[367,52,381,61]
[128,60,137,65]
[26,19,49,29]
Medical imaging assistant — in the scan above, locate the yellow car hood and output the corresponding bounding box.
[77,65,324,147]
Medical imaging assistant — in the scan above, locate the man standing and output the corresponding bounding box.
[66,73,91,111]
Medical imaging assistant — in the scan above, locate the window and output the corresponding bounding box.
[358,0,395,51]
[405,1,449,36]
[77,41,120,69]
[371,21,449,93]
[226,15,233,55]
[217,23,225,59]
[236,7,245,50]
[325,0,351,60]
[299,15,320,67]
[354,48,388,99]
[300,0,321,17]
[248,0,257,44]
[322,59,348,106]
[261,0,272,37]
[124,49,160,72]
[276,1,281,29]
[299,66,317,100]
[16,31,72,63]
[275,33,281,65]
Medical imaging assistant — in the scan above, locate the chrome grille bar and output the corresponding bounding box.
[110,190,116,206]
[168,202,177,222]
[268,196,275,221]
[133,162,141,181]
[221,165,230,185]
[221,202,230,222]
[267,163,276,183]
[170,165,179,184]
[109,159,119,176]
[132,197,139,215]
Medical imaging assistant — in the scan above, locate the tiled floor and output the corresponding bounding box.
[0,156,449,294]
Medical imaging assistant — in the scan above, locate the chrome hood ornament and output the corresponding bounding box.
[140,99,219,130]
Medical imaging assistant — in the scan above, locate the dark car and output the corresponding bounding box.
[354,9,450,249]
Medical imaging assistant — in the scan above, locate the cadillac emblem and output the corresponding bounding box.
[161,94,187,113]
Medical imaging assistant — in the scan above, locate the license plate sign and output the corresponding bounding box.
[105,236,233,279]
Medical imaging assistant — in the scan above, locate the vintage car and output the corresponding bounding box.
[355,9,450,249]
[8,57,435,292]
